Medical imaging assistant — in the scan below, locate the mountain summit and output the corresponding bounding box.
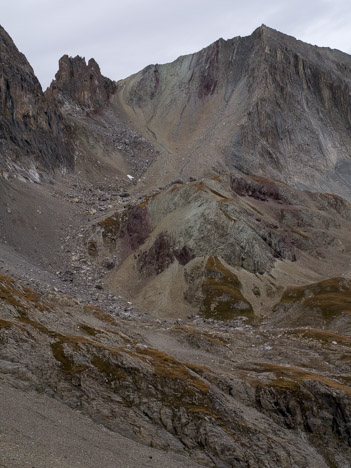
[113,24,351,199]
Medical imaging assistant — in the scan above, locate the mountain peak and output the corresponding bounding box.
[48,54,116,110]
[115,24,351,200]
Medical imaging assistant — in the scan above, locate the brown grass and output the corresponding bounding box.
[200,257,254,321]
[173,325,229,346]
[246,203,265,216]
[138,347,210,393]
[91,354,129,382]
[252,362,351,395]
[80,324,100,336]
[206,187,228,199]
[0,273,46,312]
[51,341,87,374]
[220,208,236,222]
[217,198,235,203]
[279,277,351,319]
[92,310,117,325]
[0,318,13,328]
[291,228,311,240]
[195,181,207,193]
[138,192,160,207]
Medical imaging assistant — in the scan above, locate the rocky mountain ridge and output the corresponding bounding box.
[46,54,116,110]
[87,174,350,319]
[115,25,351,199]
[0,26,72,182]
[2,24,351,197]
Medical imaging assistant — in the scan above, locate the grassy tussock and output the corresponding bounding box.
[280,277,351,319]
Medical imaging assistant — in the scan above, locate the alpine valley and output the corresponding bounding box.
[0,24,351,467]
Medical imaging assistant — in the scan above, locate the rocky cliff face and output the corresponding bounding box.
[47,55,116,110]
[46,54,156,185]
[0,26,72,181]
[116,25,351,200]
[3,23,351,195]
[1,273,351,467]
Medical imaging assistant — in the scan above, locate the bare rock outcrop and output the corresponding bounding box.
[0,26,72,180]
[47,55,116,110]
[1,272,351,467]
[1,23,351,468]
[116,25,351,200]
[82,175,351,319]
[46,54,156,183]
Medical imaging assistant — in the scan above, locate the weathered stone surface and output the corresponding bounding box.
[0,26,72,180]
[47,55,116,110]
[268,277,351,333]
[1,273,351,467]
[97,175,351,319]
[116,25,351,200]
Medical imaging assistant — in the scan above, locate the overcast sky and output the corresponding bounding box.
[2,0,351,89]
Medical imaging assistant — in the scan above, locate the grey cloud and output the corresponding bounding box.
[2,0,351,89]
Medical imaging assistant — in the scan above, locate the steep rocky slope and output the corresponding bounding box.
[47,54,116,110]
[1,273,351,467]
[0,26,72,182]
[79,175,351,319]
[115,25,351,199]
[45,54,157,187]
[0,23,351,468]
